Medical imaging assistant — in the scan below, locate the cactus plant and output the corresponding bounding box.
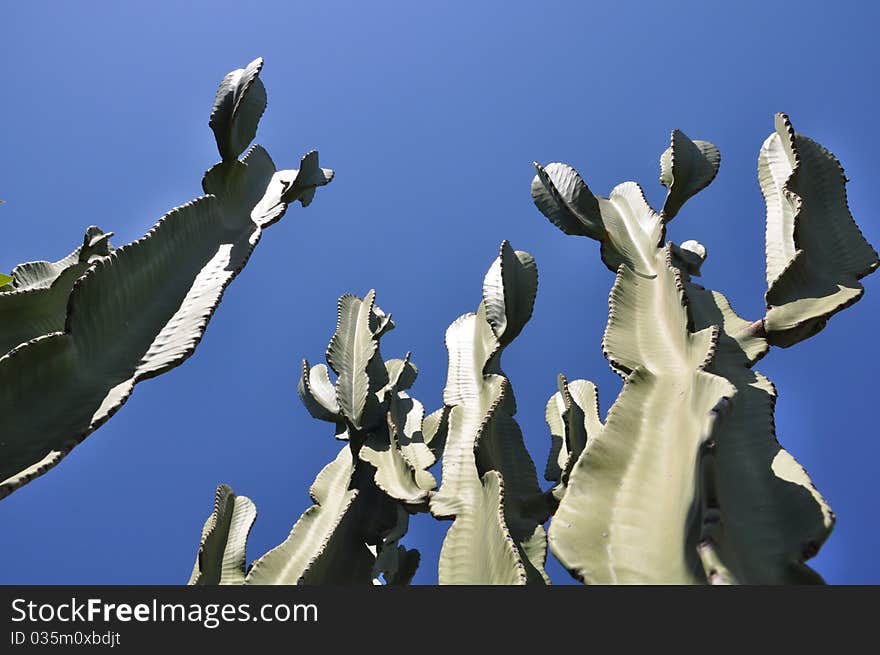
[190,290,437,585]
[186,115,874,586]
[532,114,877,584]
[0,57,333,499]
[429,241,550,584]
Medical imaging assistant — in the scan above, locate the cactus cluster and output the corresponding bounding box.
[190,113,875,585]
[0,56,874,584]
[531,114,877,583]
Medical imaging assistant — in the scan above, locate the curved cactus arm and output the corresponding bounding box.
[544,374,603,503]
[188,484,257,585]
[482,241,538,346]
[0,227,112,357]
[760,113,878,347]
[533,164,665,275]
[659,130,720,220]
[210,57,267,163]
[298,359,342,423]
[548,247,736,584]
[684,279,834,583]
[0,59,334,500]
[431,242,548,584]
[246,446,375,585]
[530,162,604,239]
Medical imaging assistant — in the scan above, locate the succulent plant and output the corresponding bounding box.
[0,57,333,499]
[190,290,436,585]
[532,114,877,584]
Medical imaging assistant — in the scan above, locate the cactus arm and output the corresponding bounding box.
[0,227,112,356]
[188,484,257,585]
[298,359,343,422]
[760,113,878,347]
[532,164,664,275]
[431,242,549,584]
[684,280,834,583]
[659,130,720,220]
[326,291,381,431]
[0,60,333,499]
[245,445,375,585]
[209,57,267,163]
[482,241,538,346]
[548,247,736,584]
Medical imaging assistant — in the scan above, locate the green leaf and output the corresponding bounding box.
[0,273,13,288]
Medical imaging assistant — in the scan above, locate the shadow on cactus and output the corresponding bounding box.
[532,113,877,584]
[0,57,333,499]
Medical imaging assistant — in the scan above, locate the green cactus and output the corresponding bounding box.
[532,114,877,584]
[429,241,550,585]
[0,58,333,499]
[190,290,435,585]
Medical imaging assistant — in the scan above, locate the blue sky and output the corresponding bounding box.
[1,1,877,584]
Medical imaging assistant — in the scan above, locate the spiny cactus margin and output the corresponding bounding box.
[190,290,436,585]
[0,58,333,499]
[532,114,875,584]
[429,241,550,585]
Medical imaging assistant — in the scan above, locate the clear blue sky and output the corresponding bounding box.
[1,1,877,584]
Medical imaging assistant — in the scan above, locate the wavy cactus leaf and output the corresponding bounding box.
[482,240,538,346]
[209,57,267,163]
[684,280,834,583]
[760,113,879,347]
[544,375,602,502]
[188,484,257,585]
[431,244,548,584]
[298,359,341,422]
[660,130,720,220]
[326,291,380,431]
[246,446,375,585]
[0,226,112,357]
[549,247,736,584]
[0,59,333,499]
